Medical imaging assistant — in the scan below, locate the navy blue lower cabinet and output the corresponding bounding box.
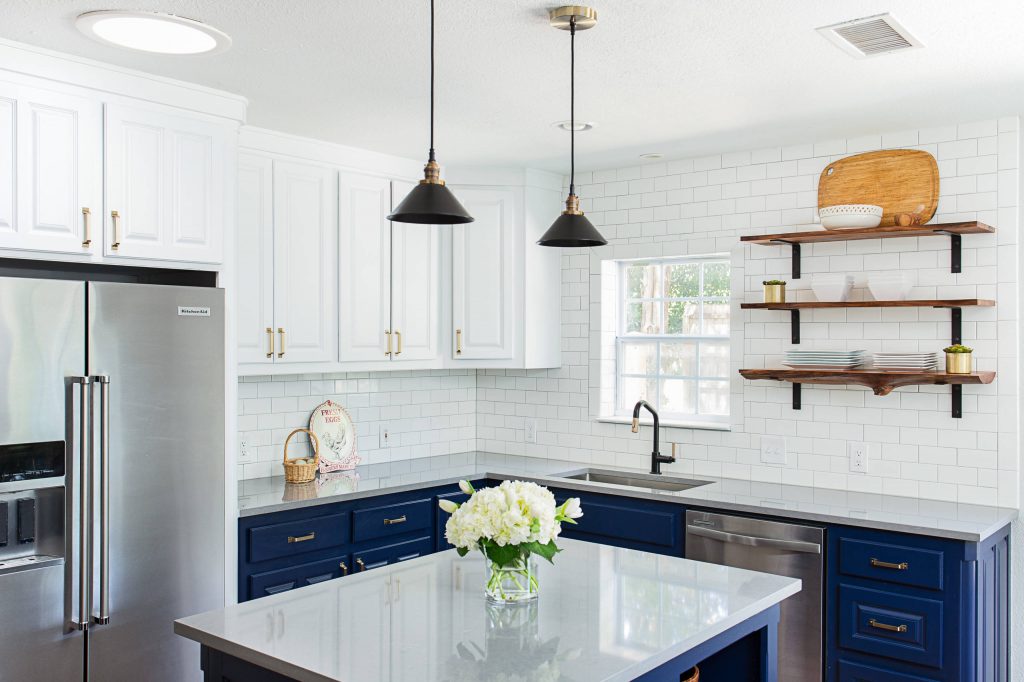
[826,524,1010,681]
[549,487,685,556]
[249,554,351,599]
[352,535,433,572]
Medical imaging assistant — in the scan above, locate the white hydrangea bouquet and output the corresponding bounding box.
[439,480,583,603]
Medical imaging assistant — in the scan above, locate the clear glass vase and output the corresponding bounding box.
[484,554,539,604]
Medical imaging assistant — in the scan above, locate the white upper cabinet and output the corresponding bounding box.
[451,187,517,360]
[0,82,102,254]
[271,160,338,364]
[105,104,228,263]
[390,181,440,363]
[236,153,275,365]
[338,172,392,363]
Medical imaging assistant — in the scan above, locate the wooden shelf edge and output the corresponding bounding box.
[741,221,994,246]
[741,299,995,310]
[738,368,995,396]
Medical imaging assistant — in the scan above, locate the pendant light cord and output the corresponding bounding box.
[429,0,436,162]
[569,16,576,196]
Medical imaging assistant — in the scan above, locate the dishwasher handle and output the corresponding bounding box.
[687,524,822,554]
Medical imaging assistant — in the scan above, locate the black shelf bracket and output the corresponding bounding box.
[792,383,802,410]
[937,232,963,273]
[791,309,800,344]
[952,385,963,418]
[770,240,801,279]
[950,307,962,345]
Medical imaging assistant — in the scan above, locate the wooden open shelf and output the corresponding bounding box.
[741,221,994,278]
[741,299,994,310]
[739,368,995,396]
[739,221,994,246]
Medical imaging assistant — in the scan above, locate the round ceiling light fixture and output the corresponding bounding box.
[75,11,232,55]
[639,152,664,160]
[552,120,597,132]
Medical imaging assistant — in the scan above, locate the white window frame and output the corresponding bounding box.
[613,255,731,425]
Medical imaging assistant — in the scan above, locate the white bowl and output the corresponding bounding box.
[867,272,914,301]
[819,204,883,230]
[811,274,855,302]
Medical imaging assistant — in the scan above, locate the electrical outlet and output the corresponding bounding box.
[239,439,252,462]
[525,419,537,444]
[760,436,787,465]
[380,429,392,448]
[848,442,868,473]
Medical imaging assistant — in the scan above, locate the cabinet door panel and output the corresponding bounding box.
[236,153,275,365]
[338,172,391,363]
[272,160,337,364]
[0,84,101,254]
[391,188,440,362]
[105,104,225,263]
[451,188,516,360]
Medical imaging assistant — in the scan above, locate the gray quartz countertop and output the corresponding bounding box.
[238,451,1018,542]
[176,538,801,682]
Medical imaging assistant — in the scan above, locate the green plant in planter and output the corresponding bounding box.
[762,280,787,286]
[943,344,973,353]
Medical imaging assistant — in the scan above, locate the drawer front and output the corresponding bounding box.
[248,512,348,563]
[354,536,433,573]
[248,554,351,600]
[435,491,469,552]
[838,584,943,669]
[560,498,679,549]
[352,499,433,543]
[839,537,944,591]
[838,659,940,682]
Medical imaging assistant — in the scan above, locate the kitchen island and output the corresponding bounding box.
[176,539,801,681]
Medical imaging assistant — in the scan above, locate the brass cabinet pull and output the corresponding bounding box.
[287,532,316,543]
[870,558,909,571]
[356,558,366,572]
[385,330,393,356]
[383,515,407,526]
[110,210,120,250]
[455,328,463,355]
[81,207,92,247]
[869,618,908,633]
[395,330,402,356]
[277,328,285,358]
[339,562,349,576]
[266,327,275,358]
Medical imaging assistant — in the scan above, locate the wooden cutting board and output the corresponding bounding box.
[818,149,939,227]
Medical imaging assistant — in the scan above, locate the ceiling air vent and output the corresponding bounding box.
[817,13,922,58]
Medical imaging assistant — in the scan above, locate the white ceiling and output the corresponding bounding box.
[3,1,1024,171]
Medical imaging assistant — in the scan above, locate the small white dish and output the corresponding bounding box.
[867,272,914,301]
[811,273,855,302]
[819,204,883,230]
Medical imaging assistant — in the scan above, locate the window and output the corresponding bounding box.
[615,256,730,424]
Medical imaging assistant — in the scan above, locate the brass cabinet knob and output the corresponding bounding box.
[356,558,366,572]
[339,562,349,576]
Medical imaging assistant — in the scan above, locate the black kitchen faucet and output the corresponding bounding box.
[632,400,675,475]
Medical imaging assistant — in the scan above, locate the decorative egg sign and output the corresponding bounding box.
[309,400,360,473]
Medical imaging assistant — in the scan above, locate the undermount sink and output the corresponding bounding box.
[558,468,712,492]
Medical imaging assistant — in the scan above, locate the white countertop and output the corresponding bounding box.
[238,452,1018,542]
[176,539,801,682]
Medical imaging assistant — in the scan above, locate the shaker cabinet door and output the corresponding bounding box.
[236,152,276,365]
[104,103,227,263]
[272,160,338,364]
[451,187,516,360]
[338,172,392,363]
[391,180,440,362]
[0,81,102,255]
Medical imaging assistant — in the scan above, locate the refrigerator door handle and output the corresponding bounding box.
[91,375,111,626]
[70,376,92,631]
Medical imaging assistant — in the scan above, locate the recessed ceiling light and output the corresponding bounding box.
[552,120,597,132]
[75,11,232,55]
[639,153,663,160]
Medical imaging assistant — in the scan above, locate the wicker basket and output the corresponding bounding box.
[682,666,699,682]
[282,428,320,484]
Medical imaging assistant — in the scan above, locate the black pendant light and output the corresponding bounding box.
[538,6,606,248]
[388,0,473,224]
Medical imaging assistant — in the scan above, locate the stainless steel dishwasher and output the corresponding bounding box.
[685,510,824,682]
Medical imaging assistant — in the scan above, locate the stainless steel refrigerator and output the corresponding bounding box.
[0,277,225,681]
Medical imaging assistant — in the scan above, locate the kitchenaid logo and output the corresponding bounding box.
[177,306,211,317]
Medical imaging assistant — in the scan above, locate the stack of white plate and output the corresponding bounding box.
[783,350,866,369]
[872,352,938,370]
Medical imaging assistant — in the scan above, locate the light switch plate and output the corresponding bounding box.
[380,429,392,448]
[760,436,787,465]
[849,442,868,473]
[525,419,537,444]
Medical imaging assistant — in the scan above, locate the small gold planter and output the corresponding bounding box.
[764,284,786,304]
[945,352,972,374]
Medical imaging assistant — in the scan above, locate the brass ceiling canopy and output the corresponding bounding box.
[549,5,598,31]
